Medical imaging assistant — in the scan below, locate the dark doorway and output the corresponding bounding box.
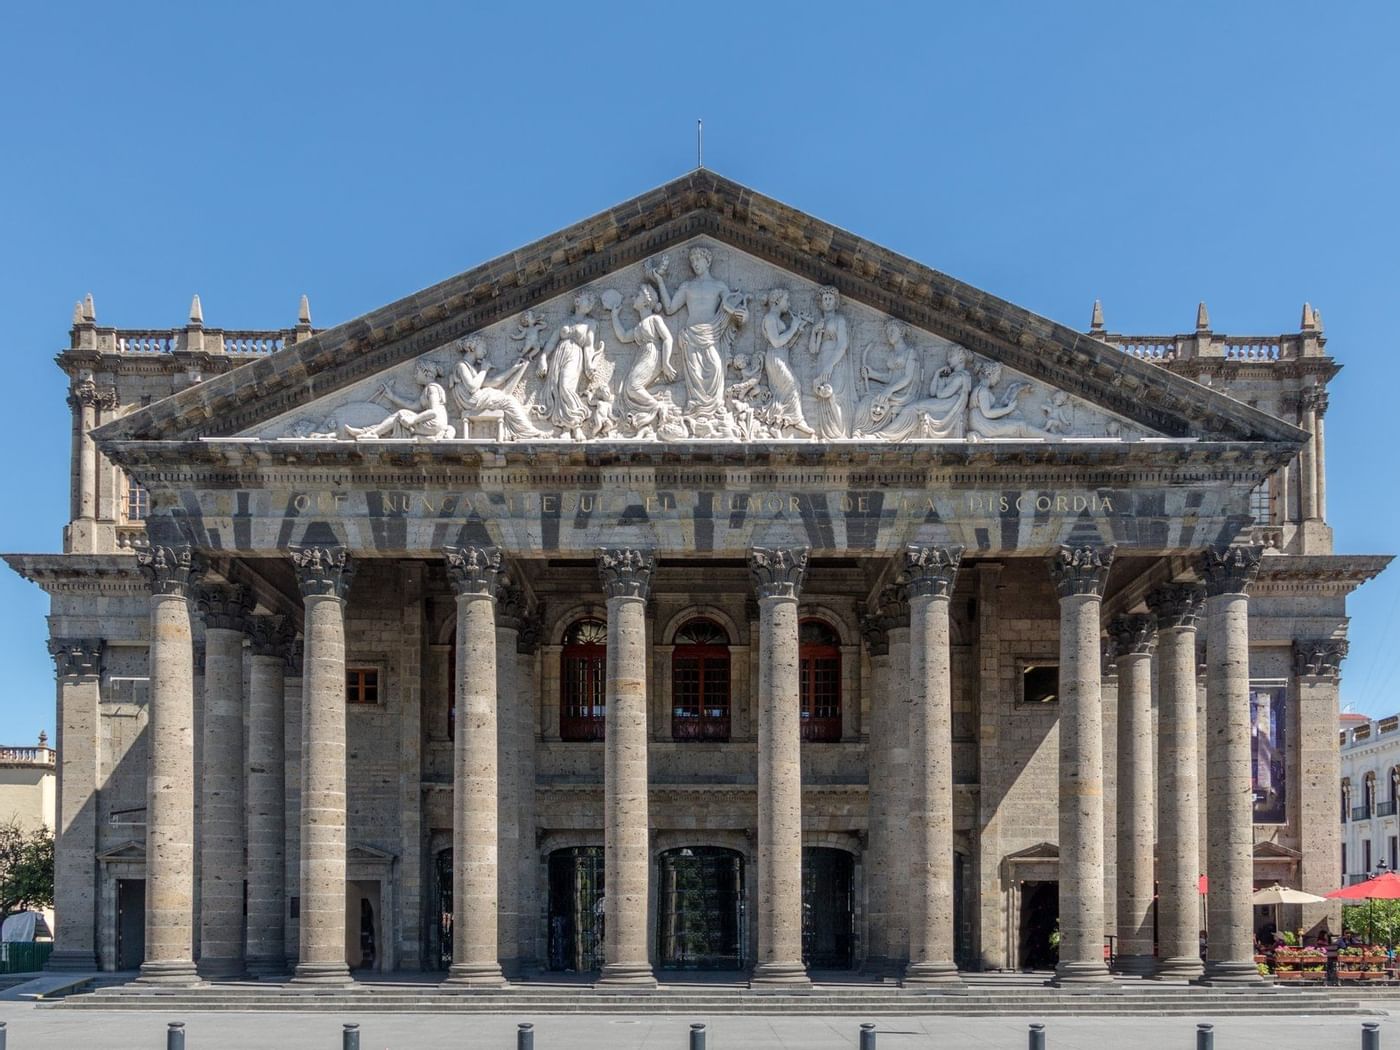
[1019,881,1059,970]
[116,878,145,970]
[657,847,745,970]
[435,849,452,970]
[548,846,604,972]
[954,852,970,969]
[802,847,854,969]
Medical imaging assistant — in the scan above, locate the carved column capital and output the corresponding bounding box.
[495,579,529,632]
[1049,544,1116,599]
[197,582,255,633]
[749,546,809,601]
[442,545,502,599]
[857,604,889,658]
[596,547,656,600]
[49,637,104,678]
[1199,544,1264,597]
[248,614,295,660]
[137,543,205,598]
[1108,614,1156,659]
[67,381,118,412]
[879,581,910,630]
[289,545,354,600]
[1146,582,1207,630]
[1300,387,1330,416]
[1294,638,1348,679]
[903,544,964,599]
[517,603,544,656]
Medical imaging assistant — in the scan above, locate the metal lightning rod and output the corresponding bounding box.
[697,119,703,169]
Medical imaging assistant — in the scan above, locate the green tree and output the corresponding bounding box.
[1343,901,1400,947]
[0,821,54,919]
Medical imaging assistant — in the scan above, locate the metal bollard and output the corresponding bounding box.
[1197,1023,1214,1050]
[1028,1023,1045,1050]
[518,1022,535,1050]
[343,1022,360,1050]
[0,1018,7,1050]
[1364,1021,1381,1050]
[166,1021,186,1050]
[690,1022,707,1050]
[859,1022,876,1050]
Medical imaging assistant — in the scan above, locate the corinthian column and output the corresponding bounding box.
[1108,614,1156,976]
[749,546,812,989]
[289,545,354,986]
[47,638,104,970]
[136,539,205,985]
[903,544,964,988]
[442,545,507,988]
[595,548,657,988]
[1048,544,1115,985]
[196,583,253,978]
[1201,544,1265,985]
[246,614,293,975]
[1147,583,1205,980]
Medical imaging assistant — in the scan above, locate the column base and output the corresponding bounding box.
[137,959,201,986]
[1051,959,1115,985]
[1149,955,1204,981]
[1112,954,1157,978]
[441,962,508,989]
[595,962,658,989]
[291,961,354,986]
[749,961,812,990]
[1196,959,1266,986]
[45,948,98,972]
[901,959,965,990]
[245,955,289,978]
[197,956,248,980]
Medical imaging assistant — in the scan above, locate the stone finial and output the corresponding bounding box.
[48,637,104,678]
[197,582,254,632]
[188,294,203,326]
[442,545,502,598]
[1145,581,1206,630]
[1314,309,1324,332]
[1300,302,1317,332]
[1048,544,1115,599]
[137,543,205,598]
[71,301,84,326]
[856,603,889,658]
[82,293,95,322]
[1090,299,1105,334]
[248,614,295,659]
[903,544,964,598]
[37,731,47,748]
[1108,613,1156,658]
[1195,301,1210,331]
[748,546,809,601]
[298,294,312,326]
[288,545,353,600]
[596,547,655,600]
[1199,544,1264,597]
[1294,638,1349,679]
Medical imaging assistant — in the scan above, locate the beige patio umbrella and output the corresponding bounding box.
[1254,884,1329,905]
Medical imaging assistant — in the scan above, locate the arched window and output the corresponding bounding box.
[672,619,731,742]
[561,619,607,741]
[799,619,842,742]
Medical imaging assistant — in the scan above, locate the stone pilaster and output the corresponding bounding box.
[516,607,542,969]
[857,604,895,974]
[495,578,526,977]
[47,638,104,970]
[282,640,303,969]
[595,548,657,988]
[882,581,913,969]
[1048,543,1115,985]
[246,614,293,976]
[289,544,354,986]
[135,540,205,985]
[66,379,116,554]
[1108,613,1156,976]
[1200,544,1265,985]
[748,546,812,989]
[196,582,253,978]
[442,545,507,988]
[902,545,965,988]
[1294,637,1346,930]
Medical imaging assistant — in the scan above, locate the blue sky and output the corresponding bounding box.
[1,2,1397,738]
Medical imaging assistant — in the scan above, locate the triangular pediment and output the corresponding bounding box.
[93,170,1304,449]
[96,839,146,863]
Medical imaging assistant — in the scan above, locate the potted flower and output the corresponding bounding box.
[1338,945,1365,981]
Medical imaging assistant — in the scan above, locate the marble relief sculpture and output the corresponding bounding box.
[345,360,455,440]
[967,361,1043,439]
[758,289,816,438]
[449,337,549,440]
[880,346,974,441]
[808,286,852,440]
[605,287,677,433]
[539,290,606,440]
[853,320,920,437]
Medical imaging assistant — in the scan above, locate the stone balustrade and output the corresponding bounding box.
[1104,329,1317,363]
[85,326,308,356]
[0,746,56,766]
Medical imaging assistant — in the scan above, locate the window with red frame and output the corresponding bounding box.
[799,619,841,742]
[672,619,731,742]
[346,667,379,705]
[560,619,607,741]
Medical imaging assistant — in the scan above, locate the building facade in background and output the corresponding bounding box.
[1339,715,1400,885]
[0,735,55,834]
[6,173,1390,986]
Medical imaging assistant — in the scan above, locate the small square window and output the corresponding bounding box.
[1021,664,1059,704]
[346,668,380,705]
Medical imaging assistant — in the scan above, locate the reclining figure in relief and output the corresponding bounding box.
[343,359,456,440]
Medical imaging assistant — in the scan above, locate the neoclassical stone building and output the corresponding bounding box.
[8,172,1390,987]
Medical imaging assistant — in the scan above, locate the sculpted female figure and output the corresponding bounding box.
[607,285,677,432]
[346,359,454,439]
[449,337,549,440]
[759,288,816,438]
[853,320,921,437]
[880,345,974,441]
[538,290,603,440]
[807,285,852,440]
[968,361,1042,439]
[647,246,748,422]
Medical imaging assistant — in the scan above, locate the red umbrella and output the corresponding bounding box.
[1327,872,1400,900]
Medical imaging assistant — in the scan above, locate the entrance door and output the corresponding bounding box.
[802,847,854,969]
[116,878,145,970]
[547,847,604,972]
[657,847,745,970]
[1019,881,1059,970]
